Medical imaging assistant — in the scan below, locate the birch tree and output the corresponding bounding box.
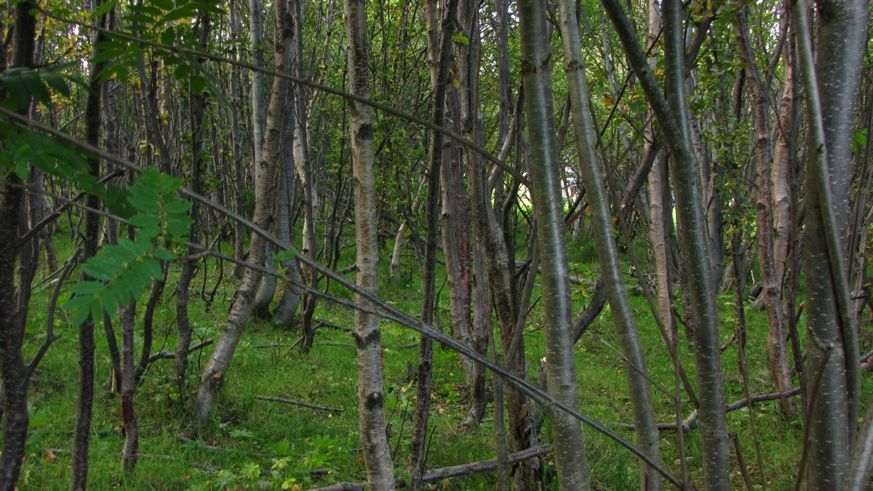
[195,0,293,424]
[344,0,396,487]
[601,0,732,487]
[793,0,866,486]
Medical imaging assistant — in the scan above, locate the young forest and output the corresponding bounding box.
[0,0,871,489]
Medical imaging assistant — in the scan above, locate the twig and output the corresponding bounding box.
[147,339,213,364]
[310,445,551,490]
[314,319,352,332]
[254,396,342,414]
[732,433,755,490]
[641,387,803,432]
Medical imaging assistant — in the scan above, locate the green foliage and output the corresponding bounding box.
[80,0,226,100]
[0,64,72,111]
[66,167,191,324]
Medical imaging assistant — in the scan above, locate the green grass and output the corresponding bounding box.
[16,228,870,489]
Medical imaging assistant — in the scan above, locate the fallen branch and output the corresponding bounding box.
[642,387,803,432]
[147,339,213,364]
[420,444,551,483]
[254,396,342,414]
[309,445,551,490]
[314,319,352,332]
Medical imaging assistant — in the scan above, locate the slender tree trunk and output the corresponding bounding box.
[228,0,247,267]
[556,2,662,488]
[136,262,167,382]
[734,8,795,418]
[249,0,266,173]
[251,0,287,317]
[601,0,731,487]
[0,5,37,488]
[410,0,458,484]
[644,0,675,349]
[272,86,302,326]
[454,0,486,427]
[518,1,590,488]
[176,12,211,397]
[344,0,396,487]
[72,3,112,487]
[119,300,138,473]
[195,0,292,425]
[772,17,796,299]
[248,0,279,301]
[793,0,866,486]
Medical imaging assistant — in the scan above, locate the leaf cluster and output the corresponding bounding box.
[66,167,192,324]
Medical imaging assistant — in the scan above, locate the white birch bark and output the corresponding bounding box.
[344,0,396,487]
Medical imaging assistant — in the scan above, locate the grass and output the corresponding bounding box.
[16,227,870,489]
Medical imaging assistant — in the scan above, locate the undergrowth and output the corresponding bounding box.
[16,228,869,490]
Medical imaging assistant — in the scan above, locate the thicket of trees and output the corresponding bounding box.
[0,0,871,489]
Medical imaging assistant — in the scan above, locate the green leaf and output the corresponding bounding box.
[190,74,207,94]
[92,0,118,18]
[70,281,105,296]
[452,32,470,46]
[154,248,177,261]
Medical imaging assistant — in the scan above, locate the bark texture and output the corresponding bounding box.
[344,0,396,487]
[0,6,37,488]
[601,0,731,487]
[517,1,590,488]
[556,1,662,488]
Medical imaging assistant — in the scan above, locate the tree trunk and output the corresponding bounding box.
[454,0,487,427]
[272,89,302,326]
[556,1,662,488]
[119,300,138,473]
[344,0,396,487]
[72,3,112,487]
[601,0,731,487]
[195,0,292,426]
[733,7,795,418]
[793,0,866,486]
[176,11,211,396]
[410,0,458,484]
[0,7,37,489]
[771,19,796,299]
[518,1,590,488]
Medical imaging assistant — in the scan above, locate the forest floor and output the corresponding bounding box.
[18,232,870,489]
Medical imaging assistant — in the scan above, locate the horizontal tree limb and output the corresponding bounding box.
[254,396,342,414]
[642,387,803,432]
[420,444,551,483]
[309,445,551,490]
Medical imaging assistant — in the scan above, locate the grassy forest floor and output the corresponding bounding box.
[17,229,871,490]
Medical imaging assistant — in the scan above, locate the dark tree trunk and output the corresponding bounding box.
[71,3,112,488]
[0,9,37,483]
